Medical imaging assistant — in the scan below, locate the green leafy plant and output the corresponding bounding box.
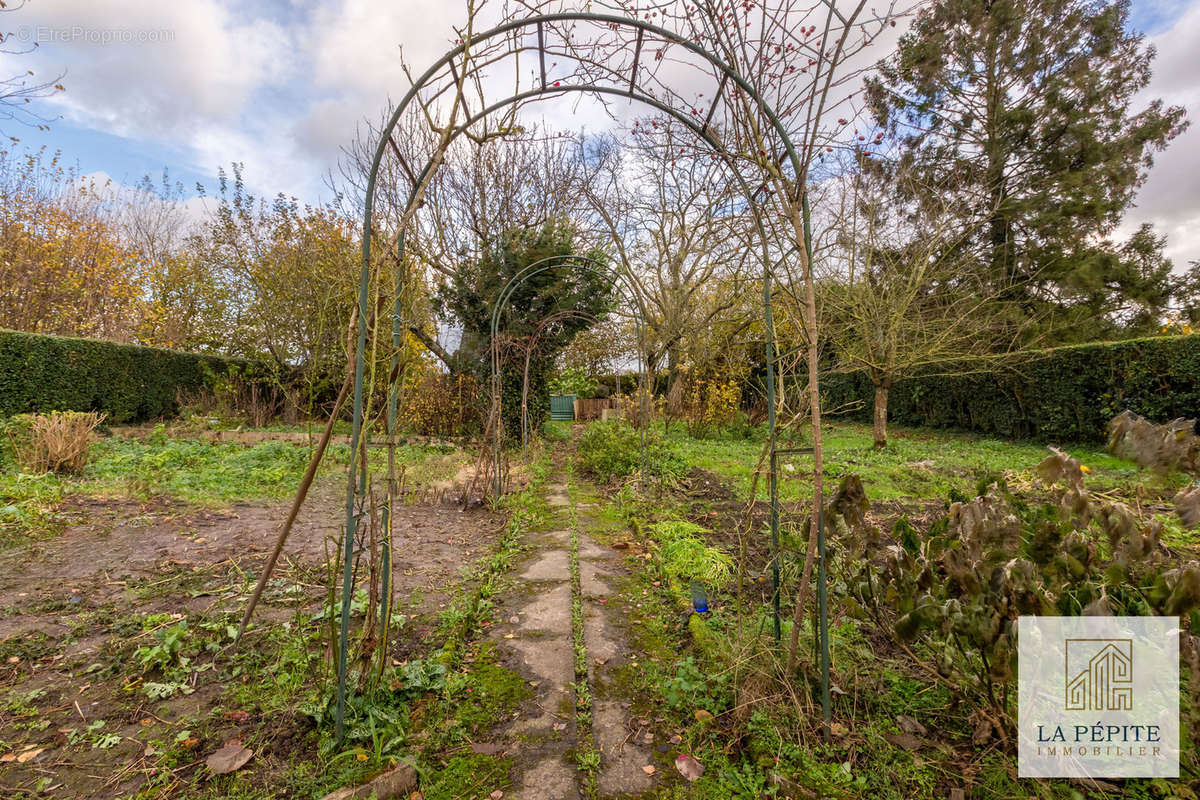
[135,621,191,673]
[662,656,730,716]
[548,366,597,399]
[648,520,734,589]
[577,420,686,482]
[858,448,1200,728]
[144,681,193,700]
[67,719,121,750]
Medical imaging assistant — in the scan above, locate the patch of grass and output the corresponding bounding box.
[420,753,512,800]
[675,420,1187,503]
[445,655,530,734]
[0,431,474,544]
[0,471,66,544]
[84,436,318,503]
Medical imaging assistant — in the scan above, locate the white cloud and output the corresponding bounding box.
[2,0,1193,264]
[1119,0,1200,268]
[15,1,292,137]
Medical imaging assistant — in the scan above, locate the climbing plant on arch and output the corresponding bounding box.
[247,3,902,741]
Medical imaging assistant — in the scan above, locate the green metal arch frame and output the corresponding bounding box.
[488,253,651,496]
[340,10,829,739]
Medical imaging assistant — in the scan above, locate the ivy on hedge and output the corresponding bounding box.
[819,334,1200,444]
[0,329,247,423]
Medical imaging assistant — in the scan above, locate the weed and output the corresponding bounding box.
[648,520,734,589]
[135,620,191,673]
[577,420,687,482]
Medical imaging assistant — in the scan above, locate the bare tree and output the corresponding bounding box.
[821,158,1024,448]
[1,1,65,137]
[582,123,758,407]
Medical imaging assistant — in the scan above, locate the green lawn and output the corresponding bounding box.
[0,431,470,544]
[670,420,1189,504]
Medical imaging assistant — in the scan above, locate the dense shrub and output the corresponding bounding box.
[0,329,248,423]
[681,379,743,439]
[548,366,597,399]
[820,334,1200,443]
[400,371,482,437]
[842,449,1200,727]
[5,411,105,474]
[577,420,686,482]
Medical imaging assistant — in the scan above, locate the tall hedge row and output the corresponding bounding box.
[0,329,245,423]
[819,334,1200,444]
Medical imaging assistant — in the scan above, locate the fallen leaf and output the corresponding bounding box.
[971,716,994,746]
[883,732,923,751]
[641,765,656,775]
[693,709,713,723]
[897,714,928,737]
[489,791,504,799]
[675,754,704,781]
[830,722,848,738]
[0,753,15,763]
[16,747,45,763]
[206,740,253,774]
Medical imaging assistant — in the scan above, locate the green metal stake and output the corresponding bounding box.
[802,190,832,741]
[337,208,374,741]
[763,240,781,644]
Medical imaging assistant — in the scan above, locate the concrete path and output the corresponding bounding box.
[485,465,660,799]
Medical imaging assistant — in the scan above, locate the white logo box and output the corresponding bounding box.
[1018,616,1179,778]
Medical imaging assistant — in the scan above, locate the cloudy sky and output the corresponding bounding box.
[1,0,1197,266]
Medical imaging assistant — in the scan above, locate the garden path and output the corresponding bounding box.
[485,462,660,798]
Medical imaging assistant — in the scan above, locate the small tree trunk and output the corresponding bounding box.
[521,349,532,449]
[873,384,889,449]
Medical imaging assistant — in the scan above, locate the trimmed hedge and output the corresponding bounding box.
[820,334,1200,444]
[0,329,247,423]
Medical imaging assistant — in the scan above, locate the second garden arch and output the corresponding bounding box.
[488,253,652,495]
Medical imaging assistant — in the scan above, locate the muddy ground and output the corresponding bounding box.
[0,478,502,799]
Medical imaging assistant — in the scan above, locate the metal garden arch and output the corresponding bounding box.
[339,10,831,738]
[488,253,652,495]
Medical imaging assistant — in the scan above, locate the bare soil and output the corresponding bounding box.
[0,479,502,799]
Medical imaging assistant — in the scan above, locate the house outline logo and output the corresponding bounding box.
[1065,638,1133,711]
